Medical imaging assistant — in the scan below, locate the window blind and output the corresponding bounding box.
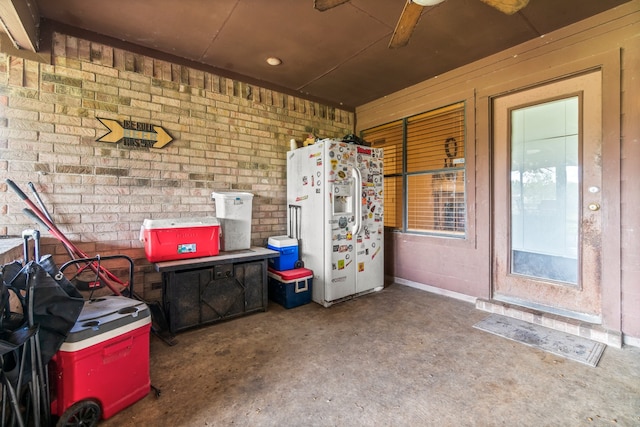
[363,120,403,228]
[406,102,466,234]
[361,101,466,236]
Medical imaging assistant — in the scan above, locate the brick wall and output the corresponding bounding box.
[0,32,354,301]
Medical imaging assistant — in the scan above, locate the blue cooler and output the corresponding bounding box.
[267,236,298,270]
[268,267,313,309]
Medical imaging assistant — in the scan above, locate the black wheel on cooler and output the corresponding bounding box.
[294,259,304,268]
[56,400,101,427]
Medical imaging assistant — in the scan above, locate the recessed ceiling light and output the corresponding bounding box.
[266,57,282,66]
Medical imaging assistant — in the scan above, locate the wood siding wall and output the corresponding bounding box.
[356,1,640,341]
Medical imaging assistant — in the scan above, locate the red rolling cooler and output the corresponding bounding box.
[49,296,152,424]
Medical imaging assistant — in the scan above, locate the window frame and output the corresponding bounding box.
[362,100,469,239]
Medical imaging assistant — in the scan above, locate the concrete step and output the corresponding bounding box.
[475,298,622,348]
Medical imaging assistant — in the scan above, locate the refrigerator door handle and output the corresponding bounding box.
[352,166,364,236]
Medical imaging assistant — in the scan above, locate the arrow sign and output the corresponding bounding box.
[97,118,173,148]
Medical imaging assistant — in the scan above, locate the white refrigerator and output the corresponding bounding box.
[286,139,384,307]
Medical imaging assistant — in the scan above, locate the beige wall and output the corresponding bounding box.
[0,32,354,301]
[356,1,640,341]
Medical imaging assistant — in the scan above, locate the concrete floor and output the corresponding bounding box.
[102,284,640,427]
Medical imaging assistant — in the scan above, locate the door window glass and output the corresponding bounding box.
[510,97,579,284]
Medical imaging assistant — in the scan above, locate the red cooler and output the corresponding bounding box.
[49,296,151,422]
[140,217,220,262]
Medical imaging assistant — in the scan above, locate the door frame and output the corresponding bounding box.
[492,72,602,321]
[477,49,621,331]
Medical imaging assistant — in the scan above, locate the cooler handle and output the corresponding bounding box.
[22,229,41,263]
[295,278,308,293]
[103,335,133,360]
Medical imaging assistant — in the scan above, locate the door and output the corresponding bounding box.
[492,71,602,322]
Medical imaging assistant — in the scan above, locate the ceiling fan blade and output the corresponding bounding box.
[314,0,351,11]
[388,1,424,49]
[479,0,529,15]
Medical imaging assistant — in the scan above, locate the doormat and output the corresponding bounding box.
[473,314,606,367]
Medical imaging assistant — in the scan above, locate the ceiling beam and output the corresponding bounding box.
[0,0,40,51]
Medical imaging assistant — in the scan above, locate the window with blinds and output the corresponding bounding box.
[362,120,403,229]
[361,102,466,236]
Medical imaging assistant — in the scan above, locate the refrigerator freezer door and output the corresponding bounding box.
[325,141,358,303]
[287,142,330,304]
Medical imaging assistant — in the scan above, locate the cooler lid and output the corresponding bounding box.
[211,191,254,200]
[142,216,219,230]
[267,235,298,248]
[65,296,150,344]
[268,267,312,280]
